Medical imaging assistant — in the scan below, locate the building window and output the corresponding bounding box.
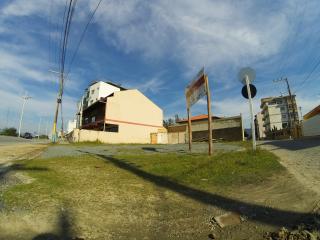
[91,116,96,123]
[90,100,93,104]
[104,124,119,132]
[281,107,285,111]
[282,114,287,118]
[282,123,288,128]
[91,89,95,94]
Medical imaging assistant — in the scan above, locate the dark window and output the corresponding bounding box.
[104,124,119,132]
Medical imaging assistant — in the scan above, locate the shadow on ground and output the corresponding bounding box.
[0,163,48,182]
[260,137,320,151]
[93,153,319,229]
[32,207,81,240]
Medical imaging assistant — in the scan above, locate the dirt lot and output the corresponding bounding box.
[0,142,319,240]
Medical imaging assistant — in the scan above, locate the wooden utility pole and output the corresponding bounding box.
[205,75,212,155]
[187,106,192,151]
[274,77,298,138]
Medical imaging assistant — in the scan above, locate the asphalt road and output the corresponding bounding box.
[0,136,49,146]
[259,137,320,196]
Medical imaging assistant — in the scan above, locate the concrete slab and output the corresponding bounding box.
[214,212,241,228]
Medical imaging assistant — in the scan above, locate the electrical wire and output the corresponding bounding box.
[65,0,103,82]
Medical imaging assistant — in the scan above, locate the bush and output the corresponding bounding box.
[0,127,18,136]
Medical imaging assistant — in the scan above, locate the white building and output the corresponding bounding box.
[260,95,299,133]
[254,112,265,139]
[76,81,125,128]
[67,119,77,134]
[303,105,320,137]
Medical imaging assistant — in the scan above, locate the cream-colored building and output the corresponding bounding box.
[73,84,164,144]
[303,105,320,137]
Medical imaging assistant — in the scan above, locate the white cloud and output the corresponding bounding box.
[91,0,293,78]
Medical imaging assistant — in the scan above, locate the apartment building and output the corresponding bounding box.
[76,81,125,128]
[260,95,299,133]
[254,112,265,139]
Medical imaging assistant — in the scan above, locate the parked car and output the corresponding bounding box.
[22,132,33,139]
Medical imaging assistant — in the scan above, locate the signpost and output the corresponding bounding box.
[185,68,213,155]
[239,67,257,151]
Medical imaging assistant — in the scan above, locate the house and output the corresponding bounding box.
[254,112,265,139]
[302,104,320,137]
[166,114,244,143]
[260,95,299,138]
[73,81,164,144]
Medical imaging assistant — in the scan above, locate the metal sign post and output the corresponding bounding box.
[245,75,256,151]
[239,67,257,151]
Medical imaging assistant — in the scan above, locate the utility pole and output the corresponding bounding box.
[37,117,42,139]
[49,70,64,142]
[274,77,298,138]
[18,94,32,137]
[5,108,10,128]
[45,119,49,137]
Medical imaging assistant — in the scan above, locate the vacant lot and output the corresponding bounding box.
[0,143,318,239]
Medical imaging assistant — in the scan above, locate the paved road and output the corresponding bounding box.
[259,137,320,196]
[0,136,48,165]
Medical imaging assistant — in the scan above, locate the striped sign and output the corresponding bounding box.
[185,68,207,107]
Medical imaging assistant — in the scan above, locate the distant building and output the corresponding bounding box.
[67,119,77,134]
[72,81,164,144]
[166,114,244,143]
[302,104,320,137]
[260,95,299,134]
[254,112,265,139]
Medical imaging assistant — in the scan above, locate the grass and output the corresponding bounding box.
[0,145,288,239]
[116,149,284,189]
[2,148,284,209]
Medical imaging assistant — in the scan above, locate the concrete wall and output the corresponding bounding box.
[73,126,162,144]
[192,127,243,141]
[303,114,320,137]
[184,116,242,132]
[168,132,186,144]
[167,116,243,143]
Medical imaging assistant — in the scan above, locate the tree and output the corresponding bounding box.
[163,118,175,128]
[0,127,18,136]
[174,114,180,122]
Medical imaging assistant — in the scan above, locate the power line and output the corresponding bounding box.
[294,55,320,93]
[52,0,78,142]
[65,0,103,82]
[278,2,307,76]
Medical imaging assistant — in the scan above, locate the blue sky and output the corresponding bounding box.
[0,0,320,134]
